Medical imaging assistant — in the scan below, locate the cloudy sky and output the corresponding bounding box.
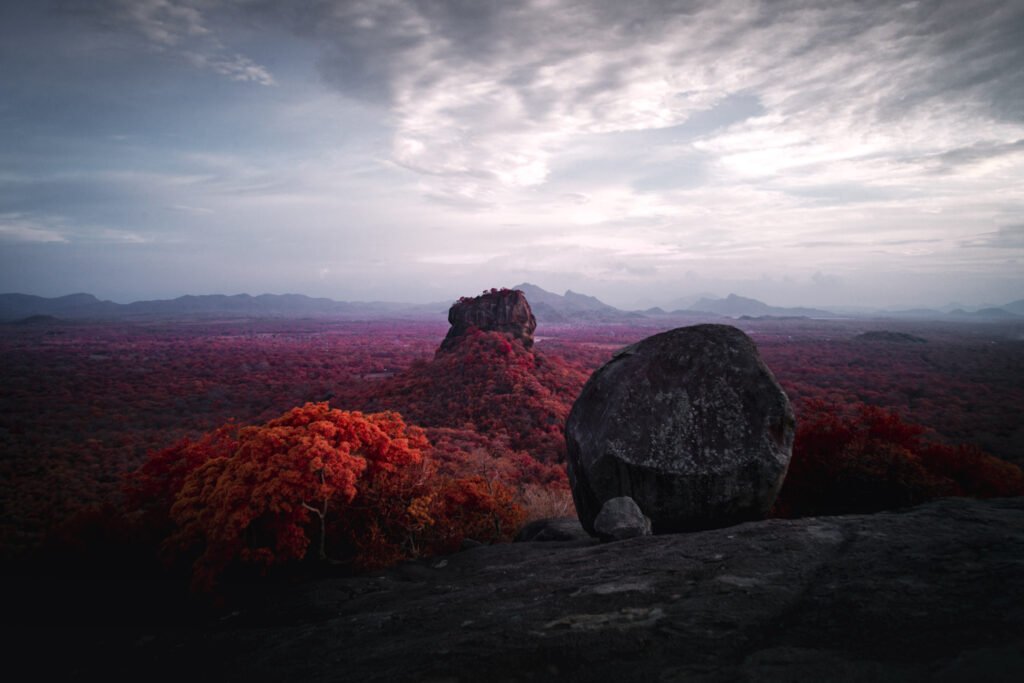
[2,0,1022,309]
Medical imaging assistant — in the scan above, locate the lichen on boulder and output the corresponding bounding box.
[565,324,795,536]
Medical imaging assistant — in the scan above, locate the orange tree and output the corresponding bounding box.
[132,402,523,591]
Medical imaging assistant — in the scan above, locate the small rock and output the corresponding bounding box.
[593,496,652,541]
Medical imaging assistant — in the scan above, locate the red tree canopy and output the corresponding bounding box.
[126,402,524,591]
[773,401,1024,518]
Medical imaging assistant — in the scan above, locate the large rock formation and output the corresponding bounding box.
[439,289,537,352]
[565,324,795,536]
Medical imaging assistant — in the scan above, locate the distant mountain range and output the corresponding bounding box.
[511,283,643,323]
[0,292,447,322]
[2,287,1021,324]
[686,293,836,319]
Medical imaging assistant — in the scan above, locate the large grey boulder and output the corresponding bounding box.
[565,324,795,535]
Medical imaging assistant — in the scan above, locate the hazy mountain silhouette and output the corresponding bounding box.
[510,283,641,322]
[0,292,447,321]
[2,289,1020,323]
[1003,299,1024,315]
[687,293,835,319]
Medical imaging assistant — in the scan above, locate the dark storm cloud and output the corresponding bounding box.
[55,1,1023,187]
[296,0,709,87]
[5,1,1023,307]
[53,1,1024,142]
[897,0,1024,123]
[283,2,1020,179]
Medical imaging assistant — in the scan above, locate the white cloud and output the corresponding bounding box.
[166,204,214,215]
[11,1,1022,308]
[416,252,504,266]
[79,0,275,85]
[185,51,275,85]
[96,229,153,244]
[299,0,1024,256]
[0,213,153,246]
[0,215,68,243]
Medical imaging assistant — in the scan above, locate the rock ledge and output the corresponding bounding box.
[13,497,1022,682]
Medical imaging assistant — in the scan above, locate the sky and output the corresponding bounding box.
[1,0,1022,310]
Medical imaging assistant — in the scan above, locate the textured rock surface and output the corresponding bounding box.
[566,324,795,535]
[440,289,537,351]
[514,517,588,542]
[11,497,1024,681]
[593,496,652,541]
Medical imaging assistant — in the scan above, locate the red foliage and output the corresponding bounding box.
[772,401,1024,518]
[124,421,240,537]
[123,402,523,590]
[0,319,443,557]
[346,329,590,468]
[334,467,525,572]
[457,287,520,304]
[423,426,568,488]
[754,324,1024,469]
[3,315,1022,568]
[159,404,424,589]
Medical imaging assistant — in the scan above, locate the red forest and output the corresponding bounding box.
[1,314,1022,586]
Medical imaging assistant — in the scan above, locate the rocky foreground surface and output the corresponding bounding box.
[7,496,1024,682]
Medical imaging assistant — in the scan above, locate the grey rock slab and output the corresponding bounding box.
[514,517,590,543]
[23,496,1021,682]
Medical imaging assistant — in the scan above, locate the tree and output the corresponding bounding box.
[163,403,428,590]
[132,402,526,591]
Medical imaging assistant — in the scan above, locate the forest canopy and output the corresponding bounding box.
[2,317,1023,593]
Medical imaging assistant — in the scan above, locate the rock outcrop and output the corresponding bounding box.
[20,497,1024,681]
[439,289,537,352]
[565,324,795,536]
